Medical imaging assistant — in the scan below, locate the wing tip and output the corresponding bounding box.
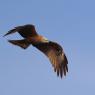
[56,54,68,78]
[3,28,17,37]
[3,33,9,37]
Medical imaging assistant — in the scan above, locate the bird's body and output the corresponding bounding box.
[4,24,68,78]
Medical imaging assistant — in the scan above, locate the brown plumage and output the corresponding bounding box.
[4,24,68,78]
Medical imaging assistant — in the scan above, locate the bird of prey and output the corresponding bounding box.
[4,24,68,78]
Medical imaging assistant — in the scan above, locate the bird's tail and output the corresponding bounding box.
[8,39,30,49]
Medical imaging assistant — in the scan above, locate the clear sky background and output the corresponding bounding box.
[0,0,95,95]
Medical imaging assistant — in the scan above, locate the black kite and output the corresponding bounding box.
[4,24,68,78]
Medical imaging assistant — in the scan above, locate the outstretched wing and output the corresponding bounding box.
[4,24,38,38]
[33,41,68,78]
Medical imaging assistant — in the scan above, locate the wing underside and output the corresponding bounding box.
[33,41,68,78]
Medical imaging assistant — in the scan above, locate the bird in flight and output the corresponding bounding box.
[4,24,68,78]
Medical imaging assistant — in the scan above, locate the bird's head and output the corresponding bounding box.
[40,35,49,43]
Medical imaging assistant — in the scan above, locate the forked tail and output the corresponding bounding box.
[8,39,30,49]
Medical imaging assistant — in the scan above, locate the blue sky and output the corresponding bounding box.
[0,0,95,95]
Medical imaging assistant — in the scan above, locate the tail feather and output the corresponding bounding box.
[8,39,30,49]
